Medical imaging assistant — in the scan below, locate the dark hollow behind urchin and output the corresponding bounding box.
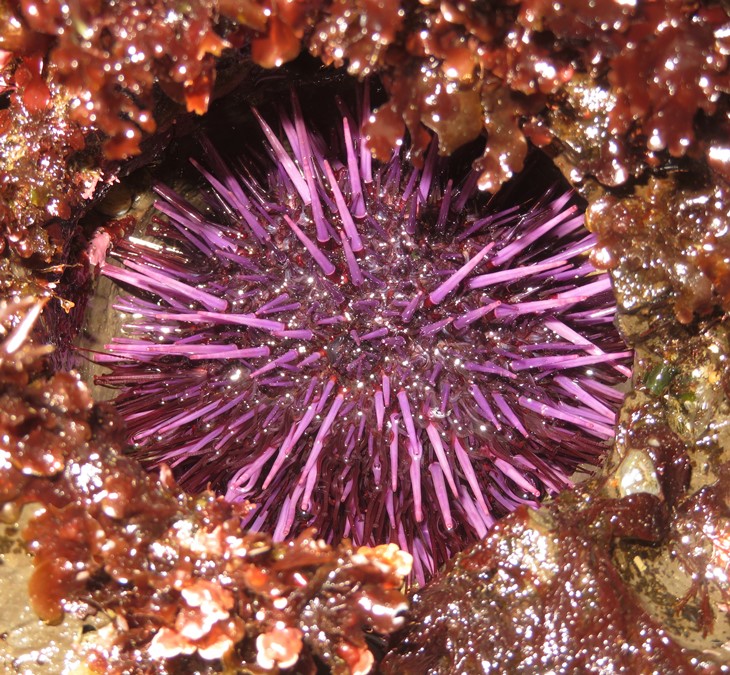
[96,85,631,583]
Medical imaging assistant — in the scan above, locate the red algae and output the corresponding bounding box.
[0,80,93,262]
[330,0,729,193]
[1,1,728,261]
[0,0,323,160]
[381,503,709,674]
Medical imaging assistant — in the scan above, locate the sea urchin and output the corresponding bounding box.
[97,88,631,582]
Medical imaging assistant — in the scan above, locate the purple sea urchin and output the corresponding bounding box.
[97,89,631,582]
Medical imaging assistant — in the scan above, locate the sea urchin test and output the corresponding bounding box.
[98,91,631,583]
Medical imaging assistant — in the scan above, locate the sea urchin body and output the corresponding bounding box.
[98,89,631,582]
